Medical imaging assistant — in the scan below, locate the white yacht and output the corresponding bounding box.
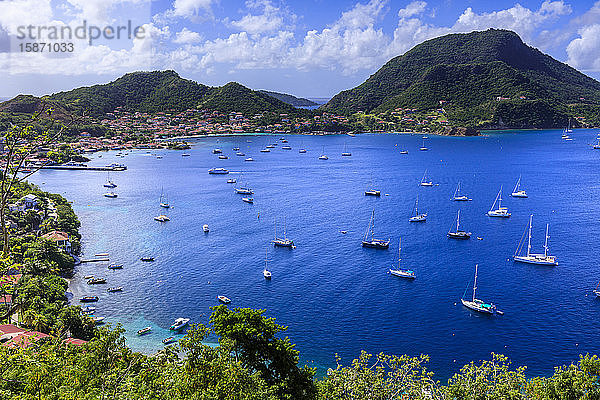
[208,168,229,174]
[409,195,427,222]
[389,238,415,279]
[203,224,209,233]
[263,248,272,280]
[272,218,295,248]
[362,210,390,249]
[487,186,511,218]
[447,210,471,239]
[513,215,557,266]
[154,215,170,222]
[452,182,469,201]
[461,264,502,315]
[170,318,190,331]
[104,192,118,198]
[420,170,433,187]
[511,175,528,198]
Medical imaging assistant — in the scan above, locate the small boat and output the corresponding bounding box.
[319,145,328,160]
[92,316,106,324]
[242,197,254,203]
[236,152,246,156]
[400,150,408,154]
[419,139,428,151]
[232,147,240,151]
[218,155,228,159]
[272,218,295,248]
[208,167,229,174]
[170,317,190,331]
[107,264,123,269]
[364,189,381,197]
[137,327,152,335]
[593,282,600,297]
[227,179,237,184]
[282,145,292,150]
[263,248,272,279]
[389,238,415,279]
[487,186,511,218]
[420,170,433,187]
[452,182,469,201]
[260,148,271,153]
[409,195,427,222]
[84,275,94,279]
[182,153,191,157]
[593,138,600,149]
[163,337,177,345]
[266,144,275,149]
[212,149,223,154]
[81,306,96,313]
[159,189,170,208]
[80,296,99,303]
[461,264,502,315]
[341,143,351,156]
[245,157,254,161]
[280,138,287,142]
[513,215,557,266]
[107,286,123,292]
[103,173,117,188]
[217,295,231,304]
[299,148,307,153]
[95,253,109,257]
[141,257,155,262]
[362,210,390,249]
[104,192,118,198]
[447,210,471,239]
[87,277,106,285]
[154,215,170,222]
[511,175,528,198]
[203,224,209,233]
[235,187,254,195]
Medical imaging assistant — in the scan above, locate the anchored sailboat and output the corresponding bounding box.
[389,238,415,279]
[318,145,328,160]
[103,172,117,188]
[419,138,428,151]
[272,218,295,248]
[461,264,502,315]
[513,215,557,265]
[452,182,469,201]
[362,210,390,249]
[409,195,427,222]
[159,188,170,208]
[487,186,511,218]
[420,170,433,187]
[263,248,272,279]
[341,143,352,156]
[447,210,471,239]
[511,175,528,198]
[593,281,600,297]
[365,178,381,196]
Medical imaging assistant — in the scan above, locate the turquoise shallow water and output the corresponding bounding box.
[30,129,600,379]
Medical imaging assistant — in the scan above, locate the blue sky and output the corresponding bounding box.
[1,0,599,98]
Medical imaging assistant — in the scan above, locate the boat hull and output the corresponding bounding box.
[362,240,390,249]
[448,232,471,240]
[461,299,494,314]
[389,269,415,279]
[513,255,557,266]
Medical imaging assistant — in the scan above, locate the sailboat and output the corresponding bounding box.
[341,143,351,157]
[318,146,328,160]
[511,175,528,198]
[389,238,415,279]
[272,218,295,248]
[299,140,307,153]
[234,176,253,195]
[447,210,471,239]
[263,248,272,279]
[593,281,600,297]
[593,137,600,149]
[103,172,117,188]
[420,170,433,187]
[486,186,511,217]
[461,264,502,315]
[452,182,469,201]
[419,138,428,151]
[362,210,390,249]
[409,195,427,222]
[513,215,557,265]
[159,189,170,208]
[364,178,381,196]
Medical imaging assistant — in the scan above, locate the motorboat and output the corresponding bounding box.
[104,192,118,198]
[80,296,99,303]
[154,215,170,222]
[245,157,254,161]
[163,337,177,345]
[218,155,228,159]
[208,168,229,174]
[107,264,123,269]
[141,257,155,262]
[364,189,381,196]
[203,224,209,233]
[87,277,106,285]
[170,317,190,331]
[212,149,222,154]
[107,287,123,292]
[227,179,237,184]
[242,197,254,203]
[92,316,105,324]
[137,327,152,335]
[217,295,231,304]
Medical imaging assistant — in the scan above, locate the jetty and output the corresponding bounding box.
[80,258,110,263]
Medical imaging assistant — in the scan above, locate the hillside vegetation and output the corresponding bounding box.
[322,29,600,129]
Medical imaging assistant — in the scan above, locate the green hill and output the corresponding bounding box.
[322,29,600,129]
[259,90,318,107]
[1,71,301,119]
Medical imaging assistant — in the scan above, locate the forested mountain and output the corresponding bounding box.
[259,90,318,107]
[322,29,600,128]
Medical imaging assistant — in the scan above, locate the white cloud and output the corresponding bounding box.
[397,1,427,19]
[0,0,54,33]
[172,0,215,18]
[567,24,600,71]
[229,0,294,35]
[64,0,150,24]
[174,27,202,43]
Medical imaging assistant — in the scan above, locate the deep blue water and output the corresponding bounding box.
[29,130,600,380]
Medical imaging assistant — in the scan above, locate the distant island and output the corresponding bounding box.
[2,29,600,139]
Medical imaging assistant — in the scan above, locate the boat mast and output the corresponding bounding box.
[398,238,401,268]
[284,217,287,240]
[544,223,550,257]
[414,195,419,216]
[514,176,521,192]
[371,210,375,241]
[473,264,478,302]
[456,210,461,233]
[527,215,533,257]
[498,186,503,209]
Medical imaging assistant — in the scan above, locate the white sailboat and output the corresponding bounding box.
[389,238,415,279]
[419,138,428,151]
[362,210,390,249]
[593,137,600,149]
[486,186,511,218]
[409,195,427,222]
[341,143,351,156]
[103,172,117,188]
[364,178,381,196]
[263,248,272,279]
[511,175,528,198]
[513,215,557,266]
[452,182,469,201]
[318,146,328,160]
[447,210,471,239]
[461,264,502,315]
[420,170,433,187]
[272,217,295,248]
[159,188,170,208]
